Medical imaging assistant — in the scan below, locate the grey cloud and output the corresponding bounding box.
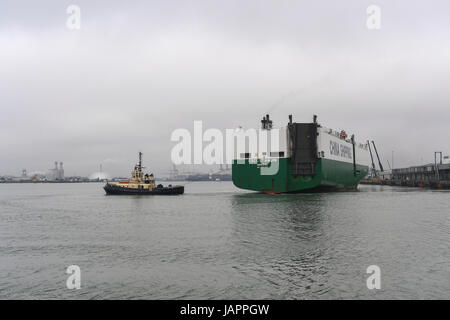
[1,1,450,176]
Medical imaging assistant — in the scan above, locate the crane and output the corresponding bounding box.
[371,141,384,172]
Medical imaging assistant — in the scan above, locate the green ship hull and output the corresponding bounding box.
[232,158,369,193]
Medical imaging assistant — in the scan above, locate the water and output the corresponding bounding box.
[0,182,449,299]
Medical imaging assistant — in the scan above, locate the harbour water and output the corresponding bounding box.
[1,182,449,299]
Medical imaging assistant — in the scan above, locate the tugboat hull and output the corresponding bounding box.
[104,183,184,195]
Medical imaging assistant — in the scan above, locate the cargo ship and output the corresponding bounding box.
[104,152,184,195]
[232,115,371,193]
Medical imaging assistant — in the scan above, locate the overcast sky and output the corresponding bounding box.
[1,0,450,177]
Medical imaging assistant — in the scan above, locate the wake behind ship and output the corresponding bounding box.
[232,115,371,193]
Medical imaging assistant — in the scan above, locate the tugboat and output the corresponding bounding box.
[104,152,184,195]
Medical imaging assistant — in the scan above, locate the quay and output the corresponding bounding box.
[361,161,450,189]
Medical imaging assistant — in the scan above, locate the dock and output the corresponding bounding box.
[361,162,450,189]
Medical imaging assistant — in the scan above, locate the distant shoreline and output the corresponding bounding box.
[0,180,224,184]
[0,180,104,184]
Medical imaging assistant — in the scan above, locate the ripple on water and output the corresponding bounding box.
[1,183,450,299]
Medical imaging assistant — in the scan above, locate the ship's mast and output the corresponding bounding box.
[138,152,143,181]
[131,152,144,183]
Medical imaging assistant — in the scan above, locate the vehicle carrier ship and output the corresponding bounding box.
[232,115,371,193]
